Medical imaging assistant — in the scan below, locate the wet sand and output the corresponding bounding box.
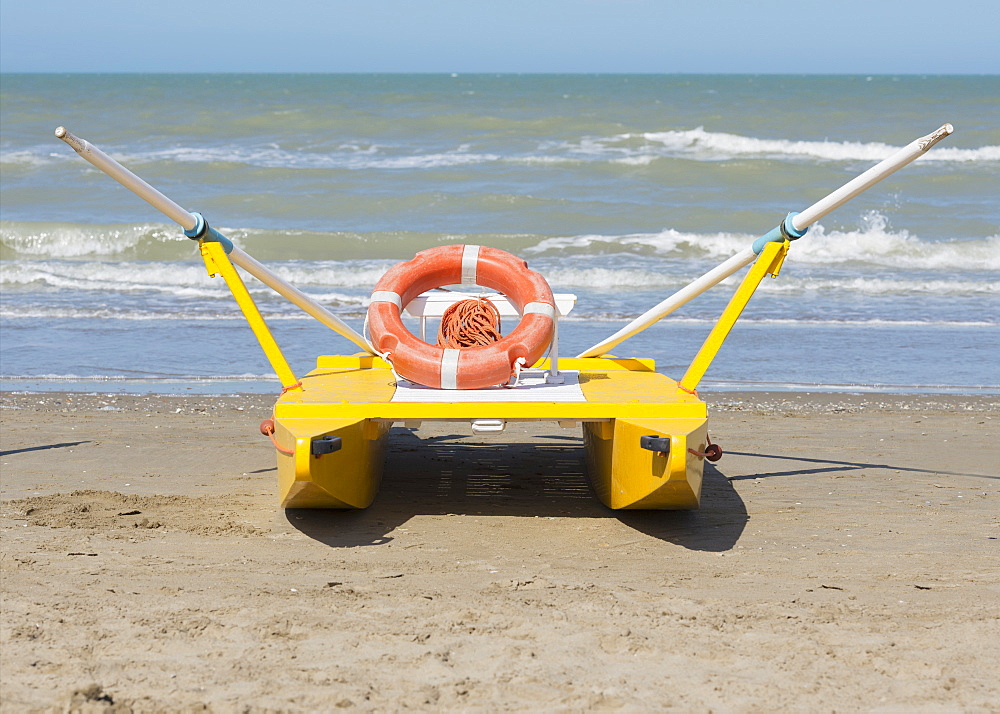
[2,391,998,711]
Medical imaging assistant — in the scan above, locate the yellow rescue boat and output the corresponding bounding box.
[54,124,954,511]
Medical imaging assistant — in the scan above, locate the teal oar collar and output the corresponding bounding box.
[751,212,808,254]
[184,212,234,254]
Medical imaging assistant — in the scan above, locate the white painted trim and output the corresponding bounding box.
[461,245,480,285]
[440,348,461,389]
[522,302,555,318]
[369,291,402,309]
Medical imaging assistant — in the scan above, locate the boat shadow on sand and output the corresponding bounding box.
[284,426,748,552]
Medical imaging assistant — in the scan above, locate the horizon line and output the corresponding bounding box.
[2,70,999,77]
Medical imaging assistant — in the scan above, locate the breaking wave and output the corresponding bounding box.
[587,128,999,164]
[529,214,1000,272]
[4,214,998,272]
[3,127,995,171]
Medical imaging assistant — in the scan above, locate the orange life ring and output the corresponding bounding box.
[367,245,555,389]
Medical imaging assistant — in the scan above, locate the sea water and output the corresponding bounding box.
[1,74,998,394]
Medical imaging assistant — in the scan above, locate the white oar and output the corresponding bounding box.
[55,127,376,355]
[577,124,953,358]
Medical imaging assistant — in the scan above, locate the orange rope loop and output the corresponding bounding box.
[259,417,295,456]
[688,433,723,462]
[437,296,502,348]
[677,382,699,397]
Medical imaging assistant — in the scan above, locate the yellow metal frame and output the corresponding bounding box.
[680,240,789,392]
[201,238,793,511]
[201,236,790,408]
[200,240,303,393]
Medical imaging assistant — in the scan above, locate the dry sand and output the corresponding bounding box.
[1,390,998,712]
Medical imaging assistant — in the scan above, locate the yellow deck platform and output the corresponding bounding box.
[271,355,710,511]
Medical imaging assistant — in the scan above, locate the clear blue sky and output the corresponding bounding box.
[1,0,997,74]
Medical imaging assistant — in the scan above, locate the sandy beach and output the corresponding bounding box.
[1,390,998,711]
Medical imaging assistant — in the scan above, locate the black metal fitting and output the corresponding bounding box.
[639,434,671,455]
[311,435,342,456]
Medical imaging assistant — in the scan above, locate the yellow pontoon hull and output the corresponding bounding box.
[271,356,710,510]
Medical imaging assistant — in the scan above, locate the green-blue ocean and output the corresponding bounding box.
[1,74,998,393]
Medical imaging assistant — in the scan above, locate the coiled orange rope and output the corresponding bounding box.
[437,297,502,348]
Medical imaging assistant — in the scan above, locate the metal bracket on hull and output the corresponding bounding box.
[639,434,671,456]
[311,436,342,456]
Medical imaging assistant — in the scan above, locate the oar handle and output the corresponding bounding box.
[55,127,198,231]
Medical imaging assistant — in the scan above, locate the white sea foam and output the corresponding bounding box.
[1,221,404,266]
[543,267,998,295]
[117,144,501,171]
[0,307,313,321]
[0,149,65,168]
[698,378,999,394]
[121,132,1000,165]
[573,128,1000,164]
[6,127,995,171]
[255,261,391,288]
[3,141,501,171]
[0,261,230,297]
[756,277,999,296]
[0,222,183,258]
[4,220,997,303]
[7,255,994,299]
[0,260,370,304]
[365,152,501,170]
[788,216,1000,270]
[529,214,1000,271]
[710,318,998,327]
[528,229,750,260]
[0,373,277,382]
[560,315,998,327]
[3,303,994,327]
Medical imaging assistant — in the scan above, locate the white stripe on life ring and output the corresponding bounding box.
[440,348,461,389]
[370,291,402,309]
[461,245,480,285]
[522,302,555,318]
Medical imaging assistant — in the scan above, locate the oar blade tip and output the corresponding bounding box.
[920,123,954,151]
